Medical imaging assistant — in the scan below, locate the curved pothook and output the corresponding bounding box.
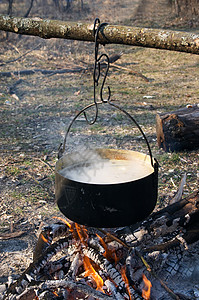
[98,53,111,103]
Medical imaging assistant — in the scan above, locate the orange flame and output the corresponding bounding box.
[75,223,88,245]
[121,266,132,300]
[96,234,119,264]
[142,274,152,300]
[49,221,105,292]
[83,256,104,292]
[73,225,104,292]
[52,290,59,297]
[52,216,71,229]
[40,233,49,244]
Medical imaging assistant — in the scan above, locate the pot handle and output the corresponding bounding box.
[58,18,158,172]
[58,101,158,171]
[108,101,158,170]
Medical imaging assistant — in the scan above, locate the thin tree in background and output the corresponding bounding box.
[24,0,35,18]
[172,0,199,19]
[7,0,13,16]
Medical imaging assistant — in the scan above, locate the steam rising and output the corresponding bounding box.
[58,149,153,184]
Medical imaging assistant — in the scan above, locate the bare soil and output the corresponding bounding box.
[0,0,198,285]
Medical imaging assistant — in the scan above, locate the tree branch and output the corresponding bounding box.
[0,15,199,54]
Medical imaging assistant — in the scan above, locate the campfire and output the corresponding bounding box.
[3,190,199,300]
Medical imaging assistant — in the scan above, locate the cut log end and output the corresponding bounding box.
[156,105,199,152]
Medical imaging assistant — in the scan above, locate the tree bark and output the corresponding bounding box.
[156,105,199,152]
[0,15,199,54]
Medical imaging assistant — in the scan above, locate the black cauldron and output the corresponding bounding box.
[55,148,158,227]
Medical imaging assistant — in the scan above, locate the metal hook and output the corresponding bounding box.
[58,18,157,170]
[83,18,110,124]
[82,18,101,125]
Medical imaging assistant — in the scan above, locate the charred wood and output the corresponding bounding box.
[3,190,199,299]
[6,235,73,297]
[82,247,126,291]
[33,222,69,261]
[38,279,114,299]
[105,280,125,300]
[65,252,81,280]
[156,105,199,152]
[125,190,199,253]
[82,246,143,299]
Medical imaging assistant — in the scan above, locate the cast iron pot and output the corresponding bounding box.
[55,148,158,228]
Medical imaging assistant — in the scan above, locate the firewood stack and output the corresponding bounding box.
[2,190,199,300]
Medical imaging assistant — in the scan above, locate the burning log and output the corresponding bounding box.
[127,190,199,252]
[4,221,142,299]
[105,280,125,300]
[10,280,114,300]
[33,221,70,261]
[3,190,199,300]
[5,235,73,296]
[36,279,114,300]
[156,104,199,152]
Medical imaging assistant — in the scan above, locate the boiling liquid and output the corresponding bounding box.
[59,158,153,184]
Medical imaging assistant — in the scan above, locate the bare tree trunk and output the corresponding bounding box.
[53,0,60,9]
[0,15,199,54]
[6,0,13,39]
[24,0,35,18]
[7,0,14,16]
[80,0,83,10]
[173,0,199,17]
[66,0,71,9]
[173,0,180,16]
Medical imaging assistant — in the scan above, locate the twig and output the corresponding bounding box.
[0,159,25,167]
[170,173,187,204]
[7,41,20,53]
[170,177,177,188]
[27,171,43,186]
[27,171,54,198]
[36,158,54,173]
[97,228,130,249]
[78,57,149,82]
[0,67,85,77]
[0,149,42,154]
[8,78,24,95]
[0,44,41,67]
[111,63,150,82]
[135,250,180,300]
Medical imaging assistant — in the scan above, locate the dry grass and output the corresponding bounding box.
[0,0,198,281]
